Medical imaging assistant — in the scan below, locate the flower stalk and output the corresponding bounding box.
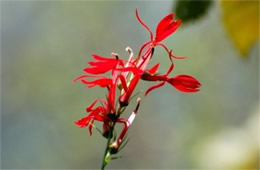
[74,9,201,169]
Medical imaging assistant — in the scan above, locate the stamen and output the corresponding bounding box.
[125,47,134,66]
[137,41,151,60]
[151,47,155,58]
[111,52,119,60]
[125,47,133,56]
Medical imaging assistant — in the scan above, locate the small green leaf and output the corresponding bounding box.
[104,152,111,164]
[174,0,212,23]
[111,156,122,160]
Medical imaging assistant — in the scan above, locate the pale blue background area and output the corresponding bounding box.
[1,1,259,169]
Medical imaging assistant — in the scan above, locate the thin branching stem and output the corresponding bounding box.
[101,104,123,170]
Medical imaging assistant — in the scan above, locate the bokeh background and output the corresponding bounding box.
[1,0,259,169]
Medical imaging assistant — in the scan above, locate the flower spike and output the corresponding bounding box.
[74,9,201,169]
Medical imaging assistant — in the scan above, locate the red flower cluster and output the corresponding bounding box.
[74,9,201,151]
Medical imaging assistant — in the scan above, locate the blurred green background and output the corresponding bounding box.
[1,1,259,169]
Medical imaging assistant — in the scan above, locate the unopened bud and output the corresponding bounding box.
[135,98,141,113]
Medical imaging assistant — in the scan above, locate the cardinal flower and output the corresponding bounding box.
[74,9,201,169]
[135,9,184,63]
[75,99,111,136]
[155,13,182,43]
[142,72,201,95]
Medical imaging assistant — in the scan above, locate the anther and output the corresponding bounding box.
[125,47,134,56]
[125,47,134,66]
[134,98,141,113]
[111,52,119,60]
[151,47,155,57]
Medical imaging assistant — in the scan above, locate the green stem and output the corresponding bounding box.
[101,122,114,170]
[101,105,124,170]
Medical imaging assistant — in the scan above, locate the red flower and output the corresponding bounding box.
[74,9,201,144]
[142,68,201,95]
[75,99,110,136]
[155,13,182,43]
[168,75,201,93]
[135,9,185,60]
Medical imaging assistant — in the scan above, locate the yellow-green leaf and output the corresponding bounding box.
[221,0,259,58]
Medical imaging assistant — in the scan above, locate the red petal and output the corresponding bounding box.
[157,43,186,60]
[73,75,89,82]
[92,54,116,61]
[169,75,201,93]
[88,61,117,67]
[83,65,114,74]
[88,119,94,136]
[108,83,116,113]
[86,99,100,112]
[75,117,90,128]
[74,75,109,84]
[117,75,128,93]
[135,9,153,41]
[89,78,112,88]
[155,13,181,42]
[156,13,174,37]
[92,54,125,67]
[148,63,160,74]
[115,67,144,75]
[145,81,166,96]
[168,48,186,59]
[166,62,174,75]
[156,20,181,42]
[92,114,105,122]
[80,78,112,88]
[120,75,140,105]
